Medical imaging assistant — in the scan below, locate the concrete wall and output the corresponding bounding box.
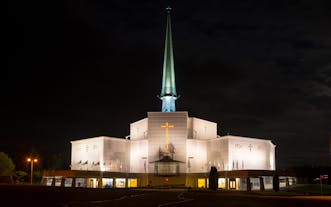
[103,137,130,172]
[71,113,276,174]
[71,136,129,172]
[147,112,188,173]
[130,118,148,140]
[207,138,229,171]
[71,137,104,171]
[186,139,208,173]
[130,139,148,173]
[190,117,217,140]
[225,135,276,171]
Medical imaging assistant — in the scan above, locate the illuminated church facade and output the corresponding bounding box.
[43,8,290,190]
[70,114,276,175]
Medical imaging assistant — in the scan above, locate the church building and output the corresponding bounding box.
[43,8,291,190]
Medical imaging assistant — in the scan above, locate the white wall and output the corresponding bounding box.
[71,137,104,171]
[147,112,188,173]
[225,135,276,170]
[188,118,217,140]
[71,136,130,172]
[186,139,207,172]
[206,136,276,171]
[103,137,130,172]
[269,144,276,170]
[130,118,148,140]
[207,138,229,171]
[130,139,148,173]
[70,115,276,173]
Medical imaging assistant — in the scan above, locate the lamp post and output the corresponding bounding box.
[27,158,38,184]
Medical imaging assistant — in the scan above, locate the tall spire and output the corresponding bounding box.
[160,6,178,112]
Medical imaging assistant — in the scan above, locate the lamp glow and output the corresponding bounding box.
[27,157,38,184]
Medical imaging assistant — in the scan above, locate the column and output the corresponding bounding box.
[259,177,265,191]
[60,178,65,187]
[98,178,102,188]
[286,177,289,187]
[246,177,251,192]
[51,178,55,186]
[72,178,76,187]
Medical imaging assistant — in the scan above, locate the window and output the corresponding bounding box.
[88,178,98,188]
[55,176,62,187]
[64,178,73,187]
[218,178,226,188]
[102,178,113,188]
[229,179,236,189]
[115,178,126,188]
[198,178,206,188]
[45,177,54,186]
[154,162,179,176]
[75,178,87,187]
[128,178,137,188]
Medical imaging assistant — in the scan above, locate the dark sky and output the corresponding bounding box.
[4,0,331,169]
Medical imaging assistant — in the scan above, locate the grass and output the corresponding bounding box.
[283,184,331,195]
[249,184,331,196]
[186,184,331,196]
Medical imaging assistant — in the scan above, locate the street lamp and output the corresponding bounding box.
[27,158,38,184]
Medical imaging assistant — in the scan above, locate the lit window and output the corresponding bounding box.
[102,178,113,188]
[198,178,206,188]
[115,178,126,188]
[128,178,137,188]
[218,178,226,188]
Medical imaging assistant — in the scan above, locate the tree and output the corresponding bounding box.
[0,152,15,176]
[15,171,28,183]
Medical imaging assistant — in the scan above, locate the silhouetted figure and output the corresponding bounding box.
[247,177,251,191]
[209,166,218,190]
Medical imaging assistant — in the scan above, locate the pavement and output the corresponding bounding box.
[1,185,331,207]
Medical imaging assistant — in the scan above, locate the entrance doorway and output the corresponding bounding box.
[88,178,98,188]
[229,178,236,189]
[198,178,206,188]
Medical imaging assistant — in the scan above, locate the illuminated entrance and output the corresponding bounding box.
[198,178,206,188]
[115,178,126,188]
[229,178,236,189]
[102,178,113,188]
[88,178,98,188]
[128,178,137,188]
[64,178,73,187]
[55,176,62,186]
[218,178,226,188]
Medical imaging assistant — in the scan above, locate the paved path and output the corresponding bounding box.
[1,185,331,207]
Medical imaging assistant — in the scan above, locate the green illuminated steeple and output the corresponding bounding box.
[160,6,178,112]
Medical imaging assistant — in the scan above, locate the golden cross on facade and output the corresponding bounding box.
[161,122,174,151]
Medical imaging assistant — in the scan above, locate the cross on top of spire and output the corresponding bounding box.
[166,6,172,13]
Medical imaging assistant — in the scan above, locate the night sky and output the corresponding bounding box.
[4,0,331,169]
